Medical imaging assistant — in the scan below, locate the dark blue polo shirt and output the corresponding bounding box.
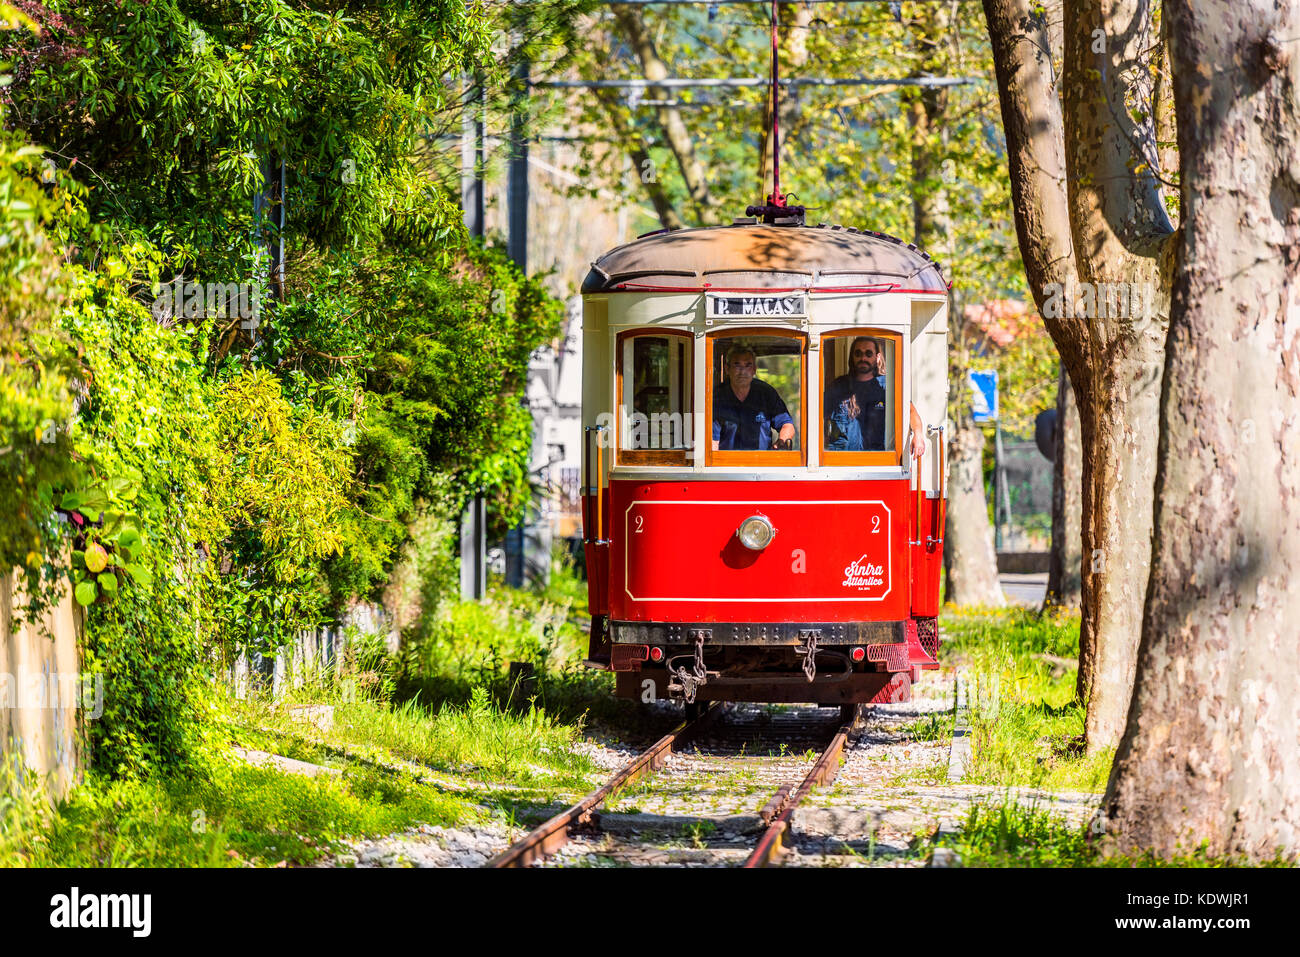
[712,379,795,450]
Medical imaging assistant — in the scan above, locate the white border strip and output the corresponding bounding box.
[621,499,893,602]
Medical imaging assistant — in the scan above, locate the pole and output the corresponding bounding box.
[460,76,488,600]
[994,420,1005,553]
[504,57,530,589]
[462,76,485,239]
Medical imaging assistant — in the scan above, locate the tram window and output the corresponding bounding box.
[821,332,901,460]
[708,333,804,458]
[619,333,692,456]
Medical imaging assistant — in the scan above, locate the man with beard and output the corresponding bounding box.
[825,336,925,457]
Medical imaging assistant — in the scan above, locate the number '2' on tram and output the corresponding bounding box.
[579,219,949,712]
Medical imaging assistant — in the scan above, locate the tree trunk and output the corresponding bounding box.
[1104,0,1300,861]
[611,7,719,224]
[1063,0,1177,753]
[1045,365,1082,610]
[944,421,1005,606]
[986,0,1178,754]
[982,0,1087,615]
[1071,307,1168,740]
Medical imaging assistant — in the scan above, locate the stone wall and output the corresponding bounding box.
[0,572,84,801]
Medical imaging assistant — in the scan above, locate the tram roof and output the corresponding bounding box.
[582,222,948,295]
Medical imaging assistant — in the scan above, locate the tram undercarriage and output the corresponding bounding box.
[592,616,939,706]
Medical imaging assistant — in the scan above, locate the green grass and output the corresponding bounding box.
[927,800,1293,868]
[939,604,1110,792]
[3,554,625,868]
[4,757,475,868]
[394,556,642,728]
[228,685,601,792]
[897,711,956,745]
[930,801,1094,867]
[940,604,1080,659]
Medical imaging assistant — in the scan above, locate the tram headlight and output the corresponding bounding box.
[736,514,776,551]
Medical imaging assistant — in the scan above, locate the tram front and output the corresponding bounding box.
[580,221,949,707]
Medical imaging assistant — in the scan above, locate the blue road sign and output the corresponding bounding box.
[969,369,998,423]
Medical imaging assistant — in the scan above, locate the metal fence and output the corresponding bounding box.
[992,437,1054,553]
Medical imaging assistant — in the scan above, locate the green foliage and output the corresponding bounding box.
[57,247,224,775]
[1,0,568,785]
[0,752,52,867]
[13,0,494,268]
[563,5,1022,297]
[212,369,353,580]
[0,86,80,609]
[395,558,623,727]
[267,242,565,601]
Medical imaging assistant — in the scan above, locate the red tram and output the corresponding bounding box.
[579,217,949,710]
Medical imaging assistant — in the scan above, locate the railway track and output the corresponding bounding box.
[743,706,859,867]
[486,704,722,868]
[487,703,862,868]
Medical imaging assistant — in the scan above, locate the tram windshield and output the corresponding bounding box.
[821,331,900,461]
[708,332,804,459]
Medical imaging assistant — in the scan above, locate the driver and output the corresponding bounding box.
[711,348,797,451]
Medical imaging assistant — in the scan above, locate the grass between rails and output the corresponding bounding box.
[940,604,1111,792]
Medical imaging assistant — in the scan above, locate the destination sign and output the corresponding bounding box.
[707,293,807,319]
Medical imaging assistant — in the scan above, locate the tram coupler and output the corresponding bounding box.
[667,631,710,702]
[796,629,822,682]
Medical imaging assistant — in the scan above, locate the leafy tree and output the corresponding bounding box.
[1,0,569,777]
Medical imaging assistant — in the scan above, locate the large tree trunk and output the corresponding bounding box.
[1071,304,1169,741]
[1045,365,1082,610]
[1104,0,1300,861]
[1062,0,1176,753]
[982,0,1084,616]
[986,0,1177,753]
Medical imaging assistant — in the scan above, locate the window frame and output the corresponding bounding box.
[705,326,808,467]
[819,327,906,467]
[615,328,694,467]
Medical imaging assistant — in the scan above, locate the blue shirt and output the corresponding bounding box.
[825,374,887,451]
[712,379,795,450]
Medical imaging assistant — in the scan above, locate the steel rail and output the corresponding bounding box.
[743,705,860,867]
[487,703,720,868]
